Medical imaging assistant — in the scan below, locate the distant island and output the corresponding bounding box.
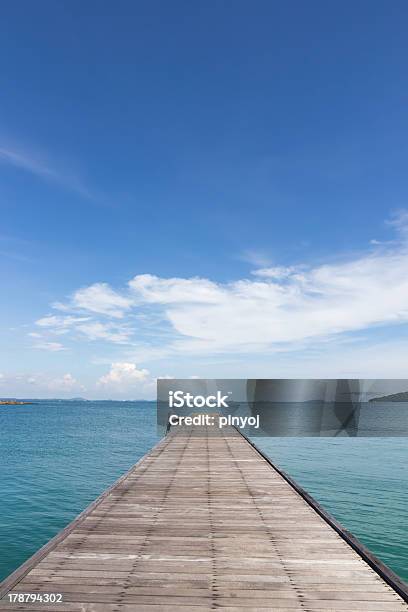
[369,391,408,402]
[0,400,34,405]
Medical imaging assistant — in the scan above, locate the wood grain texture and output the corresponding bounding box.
[1,424,407,611]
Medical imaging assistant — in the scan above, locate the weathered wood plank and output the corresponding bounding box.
[0,424,407,611]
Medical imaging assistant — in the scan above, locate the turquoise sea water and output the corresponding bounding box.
[0,400,407,583]
[255,437,408,582]
[0,401,159,581]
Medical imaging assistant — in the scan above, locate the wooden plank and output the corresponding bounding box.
[0,423,407,611]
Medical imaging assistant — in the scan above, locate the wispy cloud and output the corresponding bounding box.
[239,249,272,267]
[0,249,35,264]
[76,321,133,344]
[386,209,408,237]
[0,234,37,264]
[54,283,133,319]
[33,341,67,352]
[0,147,56,179]
[252,265,303,279]
[35,315,91,336]
[0,145,93,199]
[35,313,132,345]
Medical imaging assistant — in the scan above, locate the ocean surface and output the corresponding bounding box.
[0,400,407,583]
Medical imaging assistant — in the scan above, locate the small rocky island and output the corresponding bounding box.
[369,391,408,402]
[0,400,33,405]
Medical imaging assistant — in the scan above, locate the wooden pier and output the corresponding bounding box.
[1,424,407,611]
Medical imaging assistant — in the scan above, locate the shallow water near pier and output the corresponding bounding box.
[0,400,407,583]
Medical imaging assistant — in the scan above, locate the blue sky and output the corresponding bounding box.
[1,1,408,398]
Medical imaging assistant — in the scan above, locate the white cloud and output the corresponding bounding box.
[34,313,132,345]
[71,283,133,318]
[36,315,90,329]
[52,301,71,312]
[33,342,66,352]
[32,211,408,359]
[98,362,150,388]
[47,373,83,391]
[0,372,85,396]
[129,274,223,304]
[387,209,408,236]
[76,321,132,344]
[36,315,64,328]
[155,246,408,352]
[252,266,301,279]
